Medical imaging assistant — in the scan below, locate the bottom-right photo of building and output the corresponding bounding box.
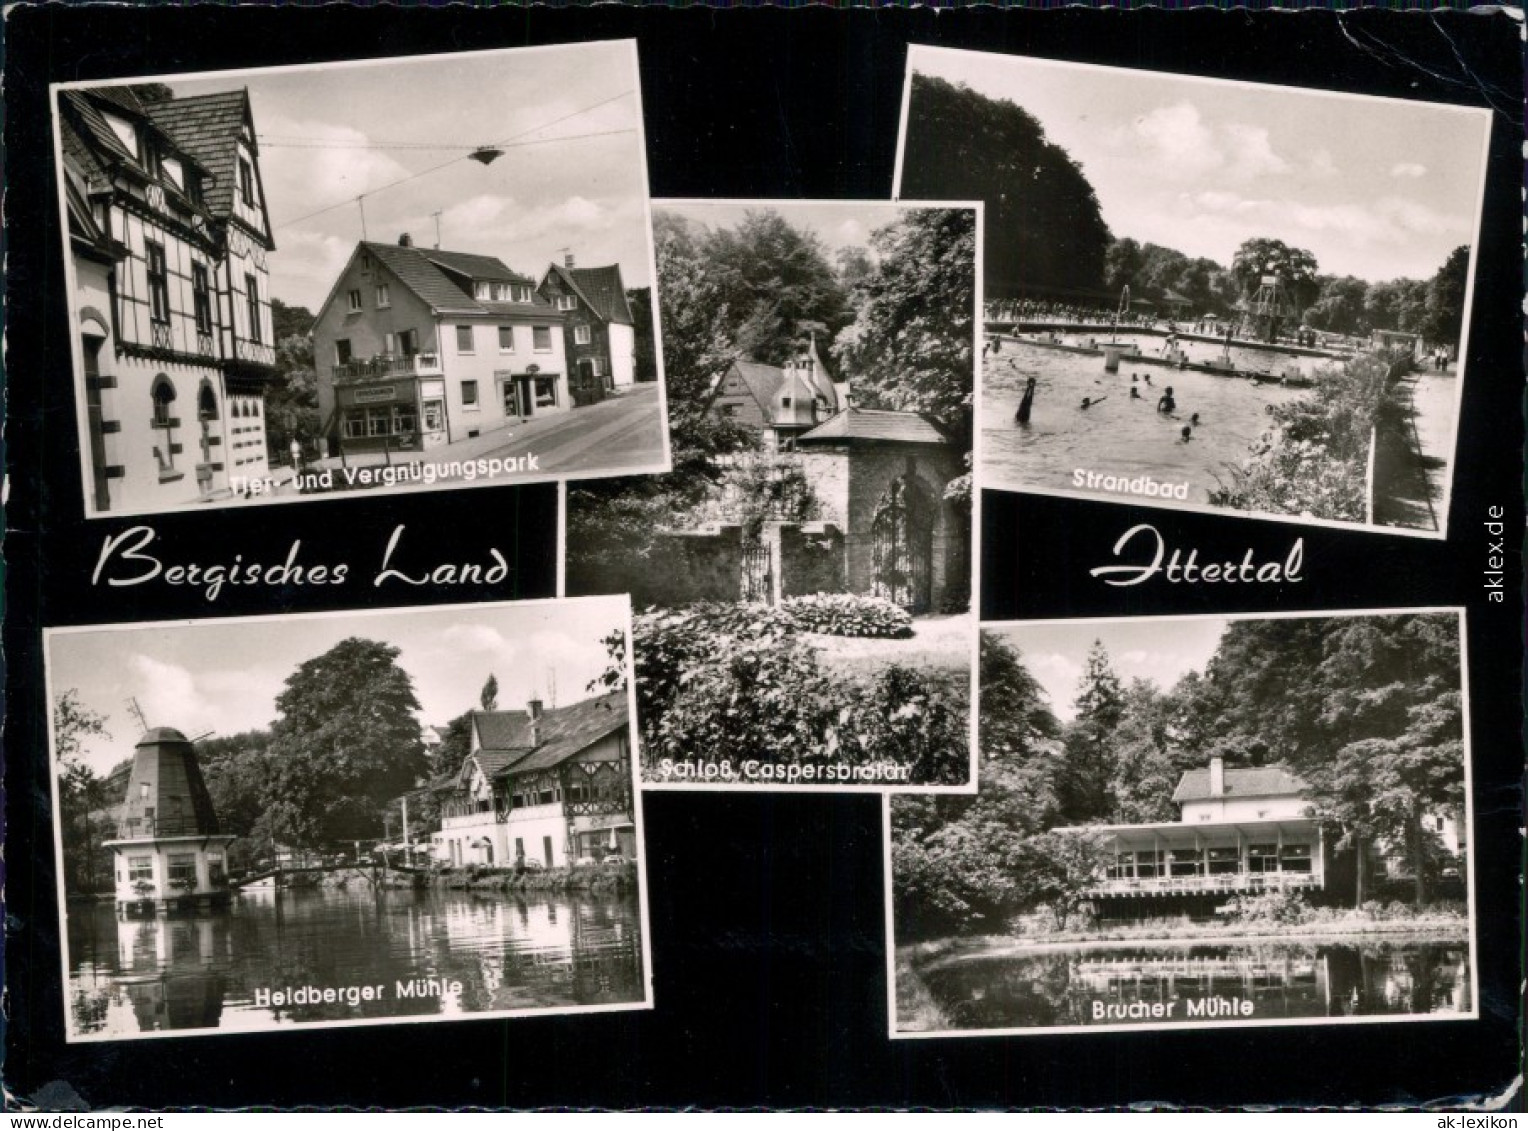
[886,608,1475,1037]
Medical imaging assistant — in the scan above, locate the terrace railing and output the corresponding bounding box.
[332,352,442,384]
[1082,870,1321,898]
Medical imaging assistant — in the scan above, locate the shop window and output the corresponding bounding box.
[534,375,558,408]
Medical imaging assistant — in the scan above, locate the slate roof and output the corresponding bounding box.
[144,90,250,222]
[796,407,949,446]
[1172,765,1308,804]
[501,692,628,776]
[424,249,532,285]
[473,709,532,753]
[544,263,634,325]
[725,360,790,414]
[359,242,558,318]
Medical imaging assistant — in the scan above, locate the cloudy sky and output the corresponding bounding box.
[162,42,653,313]
[47,597,629,777]
[985,616,1231,725]
[906,47,1491,284]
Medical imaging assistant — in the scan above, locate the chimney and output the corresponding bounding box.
[398,232,413,247]
[1209,755,1225,798]
[564,251,575,269]
[527,698,543,745]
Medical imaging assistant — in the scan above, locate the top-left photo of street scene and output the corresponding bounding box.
[52,41,670,519]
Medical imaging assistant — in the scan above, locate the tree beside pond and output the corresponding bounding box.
[262,638,426,849]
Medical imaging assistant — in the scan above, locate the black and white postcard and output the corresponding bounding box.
[565,199,980,791]
[887,609,1475,1038]
[44,596,652,1042]
[896,48,1492,539]
[53,41,670,520]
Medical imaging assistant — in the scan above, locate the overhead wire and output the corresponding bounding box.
[269,88,635,233]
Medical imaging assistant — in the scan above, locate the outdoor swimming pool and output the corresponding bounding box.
[982,338,1315,505]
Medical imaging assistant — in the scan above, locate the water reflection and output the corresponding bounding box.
[66,886,647,1038]
[982,340,1310,503]
[908,940,1471,1032]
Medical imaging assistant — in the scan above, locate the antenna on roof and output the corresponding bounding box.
[126,698,149,732]
[431,210,443,250]
[547,669,557,709]
[357,194,369,241]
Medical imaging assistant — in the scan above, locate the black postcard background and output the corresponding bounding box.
[4,5,1522,1110]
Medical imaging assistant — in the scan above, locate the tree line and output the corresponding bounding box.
[901,74,1470,345]
[892,613,1465,938]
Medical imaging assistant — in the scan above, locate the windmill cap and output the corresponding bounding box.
[136,727,190,745]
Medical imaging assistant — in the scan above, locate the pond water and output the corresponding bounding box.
[65,885,647,1038]
[982,339,1314,504]
[904,938,1471,1033]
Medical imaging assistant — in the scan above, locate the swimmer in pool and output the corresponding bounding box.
[1157,386,1176,414]
[1015,376,1036,424]
[1190,413,1201,426]
[1080,396,1107,410]
[1180,425,1193,442]
[1130,387,1142,400]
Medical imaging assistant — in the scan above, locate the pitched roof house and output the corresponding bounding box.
[312,237,570,458]
[538,256,639,401]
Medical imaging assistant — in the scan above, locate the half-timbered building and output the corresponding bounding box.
[537,256,638,404]
[433,692,635,869]
[59,84,277,514]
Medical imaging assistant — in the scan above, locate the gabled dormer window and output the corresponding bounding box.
[474,282,491,300]
[555,295,577,312]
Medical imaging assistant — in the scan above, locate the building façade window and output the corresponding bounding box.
[555,295,577,312]
[532,326,553,352]
[127,856,154,884]
[347,289,363,313]
[146,241,170,324]
[375,283,390,309]
[245,273,262,343]
[573,324,592,346]
[461,379,479,408]
[192,263,214,336]
[456,325,475,354]
[498,326,515,352]
[238,157,255,207]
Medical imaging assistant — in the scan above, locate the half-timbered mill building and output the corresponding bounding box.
[59,84,277,514]
[313,238,570,459]
[537,255,639,404]
[102,728,236,917]
[432,692,635,870]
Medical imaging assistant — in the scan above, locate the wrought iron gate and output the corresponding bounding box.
[871,476,933,612]
[740,537,773,604]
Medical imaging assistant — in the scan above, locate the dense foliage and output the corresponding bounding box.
[264,298,320,463]
[1209,352,1401,521]
[629,604,969,785]
[263,638,427,848]
[900,74,1112,299]
[778,594,913,639]
[54,690,113,894]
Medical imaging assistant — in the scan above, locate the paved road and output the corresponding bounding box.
[476,383,667,476]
